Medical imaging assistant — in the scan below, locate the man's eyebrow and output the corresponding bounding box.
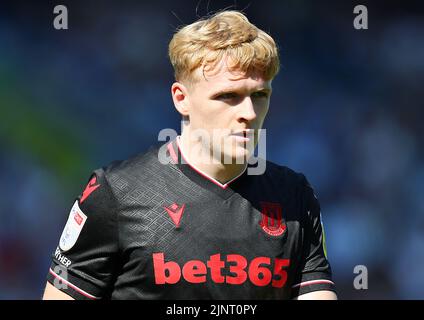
[210,87,272,96]
[254,88,272,93]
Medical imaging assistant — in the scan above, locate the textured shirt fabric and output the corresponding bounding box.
[46,139,335,299]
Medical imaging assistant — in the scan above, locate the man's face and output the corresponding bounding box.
[183,58,272,164]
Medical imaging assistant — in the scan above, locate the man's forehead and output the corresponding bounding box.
[193,54,268,79]
[212,80,271,93]
[211,75,271,94]
[193,65,271,92]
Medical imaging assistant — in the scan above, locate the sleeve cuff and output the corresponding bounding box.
[46,262,103,300]
[291,271,336,298]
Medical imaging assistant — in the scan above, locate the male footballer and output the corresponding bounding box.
[43,10,336,300]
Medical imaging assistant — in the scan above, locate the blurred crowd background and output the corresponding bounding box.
[0,0,423,299]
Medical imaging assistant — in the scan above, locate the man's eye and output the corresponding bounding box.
[251,91,269,98]
[217,93,238,100]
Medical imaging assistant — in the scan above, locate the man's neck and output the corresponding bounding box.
[178,134,247,185]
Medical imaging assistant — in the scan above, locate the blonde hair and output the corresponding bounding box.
[168,10,280,84]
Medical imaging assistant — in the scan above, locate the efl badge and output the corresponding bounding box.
[259,202,286,237]
[59,201,88,252]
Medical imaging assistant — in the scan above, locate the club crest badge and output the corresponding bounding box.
[259,202,286,237]
[59,200,88,252]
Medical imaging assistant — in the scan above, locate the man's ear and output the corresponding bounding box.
[171,82,191,117]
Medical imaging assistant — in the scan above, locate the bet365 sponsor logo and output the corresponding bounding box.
[153,253,290,287]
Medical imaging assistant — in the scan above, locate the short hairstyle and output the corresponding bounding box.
[168,10,280,84]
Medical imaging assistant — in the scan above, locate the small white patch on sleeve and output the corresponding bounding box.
[59,201,88,252]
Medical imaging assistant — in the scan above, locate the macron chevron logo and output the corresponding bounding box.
[164,203,186,228]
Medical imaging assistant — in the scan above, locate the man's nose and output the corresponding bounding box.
[238,97,257,122]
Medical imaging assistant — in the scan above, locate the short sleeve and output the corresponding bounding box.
[291,175,336,298]
[46,168,119,300]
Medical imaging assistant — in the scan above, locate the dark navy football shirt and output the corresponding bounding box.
[46,138,335,299]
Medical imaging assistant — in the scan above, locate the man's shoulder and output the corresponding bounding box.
[105,143,163,173]
[94,142,169,192]
[262,159,308,188]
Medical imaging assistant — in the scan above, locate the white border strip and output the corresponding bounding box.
[49,268,100,300]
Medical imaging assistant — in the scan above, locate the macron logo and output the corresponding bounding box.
[164,203,186,228]
[80,176,100,204]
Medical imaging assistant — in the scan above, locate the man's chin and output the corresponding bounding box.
[220,148,252,165]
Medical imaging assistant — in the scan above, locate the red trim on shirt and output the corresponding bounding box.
[167,141,178,163]
[174,137,246,189]
[49,268,99,300]
[292,279,335,288]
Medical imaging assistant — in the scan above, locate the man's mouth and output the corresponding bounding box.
[231,130,254,142]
